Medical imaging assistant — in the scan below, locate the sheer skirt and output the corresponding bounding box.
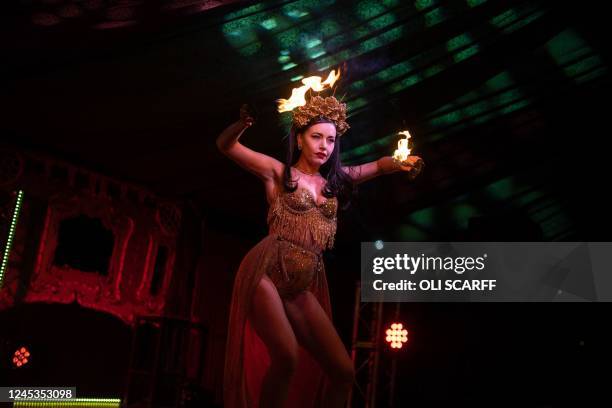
[223,233,332,408]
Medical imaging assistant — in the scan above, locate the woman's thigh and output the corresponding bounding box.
[249,275,299,362]
[283,291,354,381]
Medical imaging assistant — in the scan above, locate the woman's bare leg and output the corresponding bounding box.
[249,275,299,408]
[283,291,355,408]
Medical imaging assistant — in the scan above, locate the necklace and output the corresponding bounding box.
[293,165,320,176]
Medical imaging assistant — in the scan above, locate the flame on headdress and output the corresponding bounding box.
[277,69,341,112]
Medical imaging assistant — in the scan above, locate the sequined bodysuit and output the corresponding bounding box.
[265,186,338,298]
[224,182,338,407]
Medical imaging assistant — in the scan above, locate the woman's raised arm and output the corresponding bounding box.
[216,104,283,182]
[342,156,424,185]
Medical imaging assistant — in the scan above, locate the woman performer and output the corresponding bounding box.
[218,95,424,408]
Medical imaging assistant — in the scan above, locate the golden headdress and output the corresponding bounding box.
[292,95,349,136]
[277,69,350,136]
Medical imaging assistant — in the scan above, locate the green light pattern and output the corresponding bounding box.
[467,0,487,7]
[351,80,367,90]
[484,177,537,201]
[222,0,337,57]
[213,2,604,241]
[387,74,421,93]
[284,9,309,19]
[345,17,490,103]
[221,18,262,56]
[220,0,464,83]
[377,62,413,82]
[278,113,293,130]
[545,29,590,65]
[453,203,480,222]
[573,66,608,85]
[1,190,23,288]
[276,27,304,49]
[489,3,546,34]
[395,177,572,240]
[483,177,571,239]
[489,8,521,29]
[409,206,434,226]
[223,4,265,21]
[497,9,547,35]
[356,0,387,20]
[447,33,480,63]
[280,0,325,17]
[342,132,399,162]
[309,50,327,59]
[395,224,429,241]
[260,18,277,30]
[424,7,449,27]
[319,18,341,37]
[340,3,566,163]
[544,29,608,83]
[305,38,322,49]
[407,196,479,232]
[564,55,604,80]
[421,26,607,141]
[414,0,435,11]
[422,69,533,141]
[385,5,546,94]
[317,7,407,69]
[430,71,519,118]
[347,97,369,112]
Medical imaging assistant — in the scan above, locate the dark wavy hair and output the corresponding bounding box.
[282,116,357,209]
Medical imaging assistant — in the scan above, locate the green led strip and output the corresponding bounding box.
[14,398,121,408]
[0,190,23,288]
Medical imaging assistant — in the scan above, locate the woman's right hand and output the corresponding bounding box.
[239,104,255,128]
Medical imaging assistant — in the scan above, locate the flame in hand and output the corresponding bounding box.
[392,130,412,164]
[277,69,341,112]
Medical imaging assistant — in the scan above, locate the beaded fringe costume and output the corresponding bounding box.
[223,183,338,407]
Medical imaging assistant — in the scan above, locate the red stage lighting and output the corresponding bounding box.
[385,323,408,349]
[12,346,30,368]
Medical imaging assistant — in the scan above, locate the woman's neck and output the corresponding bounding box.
[293,157,320,176]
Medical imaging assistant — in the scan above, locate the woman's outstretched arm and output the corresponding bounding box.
[342,156,424,185]
[216,104,283,182]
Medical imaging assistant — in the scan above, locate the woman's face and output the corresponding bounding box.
[298,122,337,166]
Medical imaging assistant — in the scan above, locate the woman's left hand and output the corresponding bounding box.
[397,155,425,180]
